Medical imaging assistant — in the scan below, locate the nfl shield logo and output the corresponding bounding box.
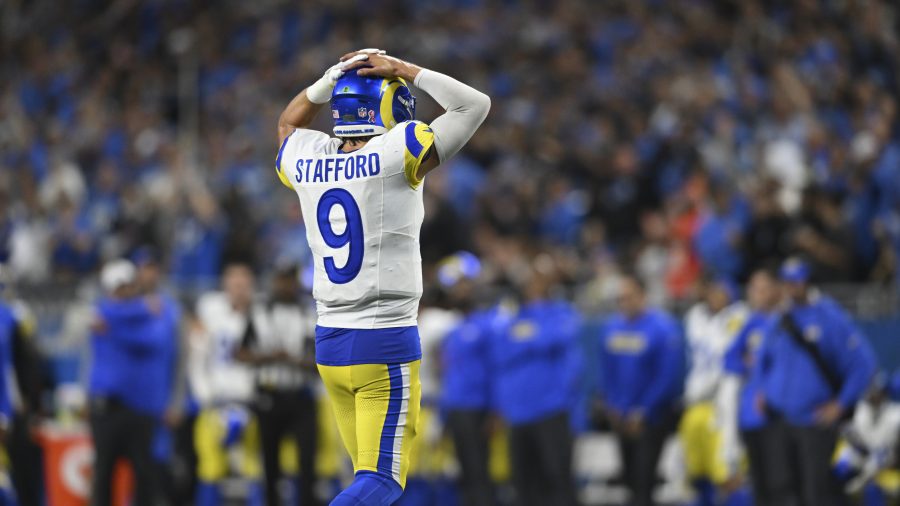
[357,107,367,118]
[332,110,339,119]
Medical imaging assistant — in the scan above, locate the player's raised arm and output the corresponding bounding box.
[276,50,384,145]
[341,51,491,179]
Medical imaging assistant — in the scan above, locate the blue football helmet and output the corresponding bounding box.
[331,69,415,137]
[437,251,482,288]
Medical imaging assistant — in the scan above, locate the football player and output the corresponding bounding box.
[275,49,489,505]
[679,277,749,506]
[0,273,19,506]
[189,264,263,505]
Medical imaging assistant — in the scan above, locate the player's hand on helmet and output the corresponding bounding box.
[323,54,371,84]
[340,51,421,82]
[341,48,387,58]
[339,48,387,61]
[307,53,376,104]
[329,48,388,81]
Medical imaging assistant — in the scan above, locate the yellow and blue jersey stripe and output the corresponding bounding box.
[275,131,294,188]
[378,362,412,482]
[403,121,435,189]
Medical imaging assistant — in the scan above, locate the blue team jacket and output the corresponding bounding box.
[723,311,772,430]
[90,297,170,416]
[441,310,492,411]
[134,293,181,417]
[756,295,876,426]
[489,300,581,426]
[597,309,684,424]
[0,304,17,422]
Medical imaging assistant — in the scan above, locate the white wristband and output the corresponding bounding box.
[307,54,373,105]
[306,77,334,104]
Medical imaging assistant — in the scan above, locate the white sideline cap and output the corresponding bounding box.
[100,259,136,293]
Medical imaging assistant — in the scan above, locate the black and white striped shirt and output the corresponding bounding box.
[243,301,315,391]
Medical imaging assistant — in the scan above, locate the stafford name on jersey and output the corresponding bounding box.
[293,153,382,184]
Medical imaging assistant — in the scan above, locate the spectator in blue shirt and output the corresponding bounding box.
[693,181,747,281]
[755,259,876,506]
[52,197,99,277]
[170,192,225,297]
[89,259,168,506]
[597,274,684,506]
[489,272,580,506]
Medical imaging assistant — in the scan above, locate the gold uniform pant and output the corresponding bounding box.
[194,408,262,482]
[317,361,422,488]
[195,398,344,483]
[678,402,732,484]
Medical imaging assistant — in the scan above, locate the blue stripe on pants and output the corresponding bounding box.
[377,364,403,477]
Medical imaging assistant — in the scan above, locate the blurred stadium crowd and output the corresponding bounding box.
[2,0,900,295]
[0,0,900,505]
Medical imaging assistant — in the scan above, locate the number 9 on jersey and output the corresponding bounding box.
[316,188,364,284]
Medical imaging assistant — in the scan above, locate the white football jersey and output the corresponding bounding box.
[417,307,462,400]
[189,292,255,405]
[684,301,748,404]
[276,121,436,329]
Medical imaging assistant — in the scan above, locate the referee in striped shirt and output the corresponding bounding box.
[236,264,319,506]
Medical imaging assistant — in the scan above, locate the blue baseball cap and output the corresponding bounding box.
[780,258,810,283]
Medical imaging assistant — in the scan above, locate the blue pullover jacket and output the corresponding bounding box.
[90,297,166,415]
[756,295,876,426]
[441,309,492,411]
[598,308,684,424]
[130,293,181,417]
[489,300,581,426]
[0,304,17,423]
[723,311,773,430]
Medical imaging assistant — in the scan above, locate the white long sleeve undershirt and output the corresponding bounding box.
[413,68,490,163]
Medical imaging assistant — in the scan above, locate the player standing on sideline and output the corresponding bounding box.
[755,259,876,506]
[275,49,489,505]
[235,263,320,506]
[132,247,186,504]
[438,254,495,506]
[189,264,263,506]
[89,260,164,506]
[678,278,750,506]
[718,268,781,505]
[0,285,19,505]
[596,275,684,506]
[489,271,581,506]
